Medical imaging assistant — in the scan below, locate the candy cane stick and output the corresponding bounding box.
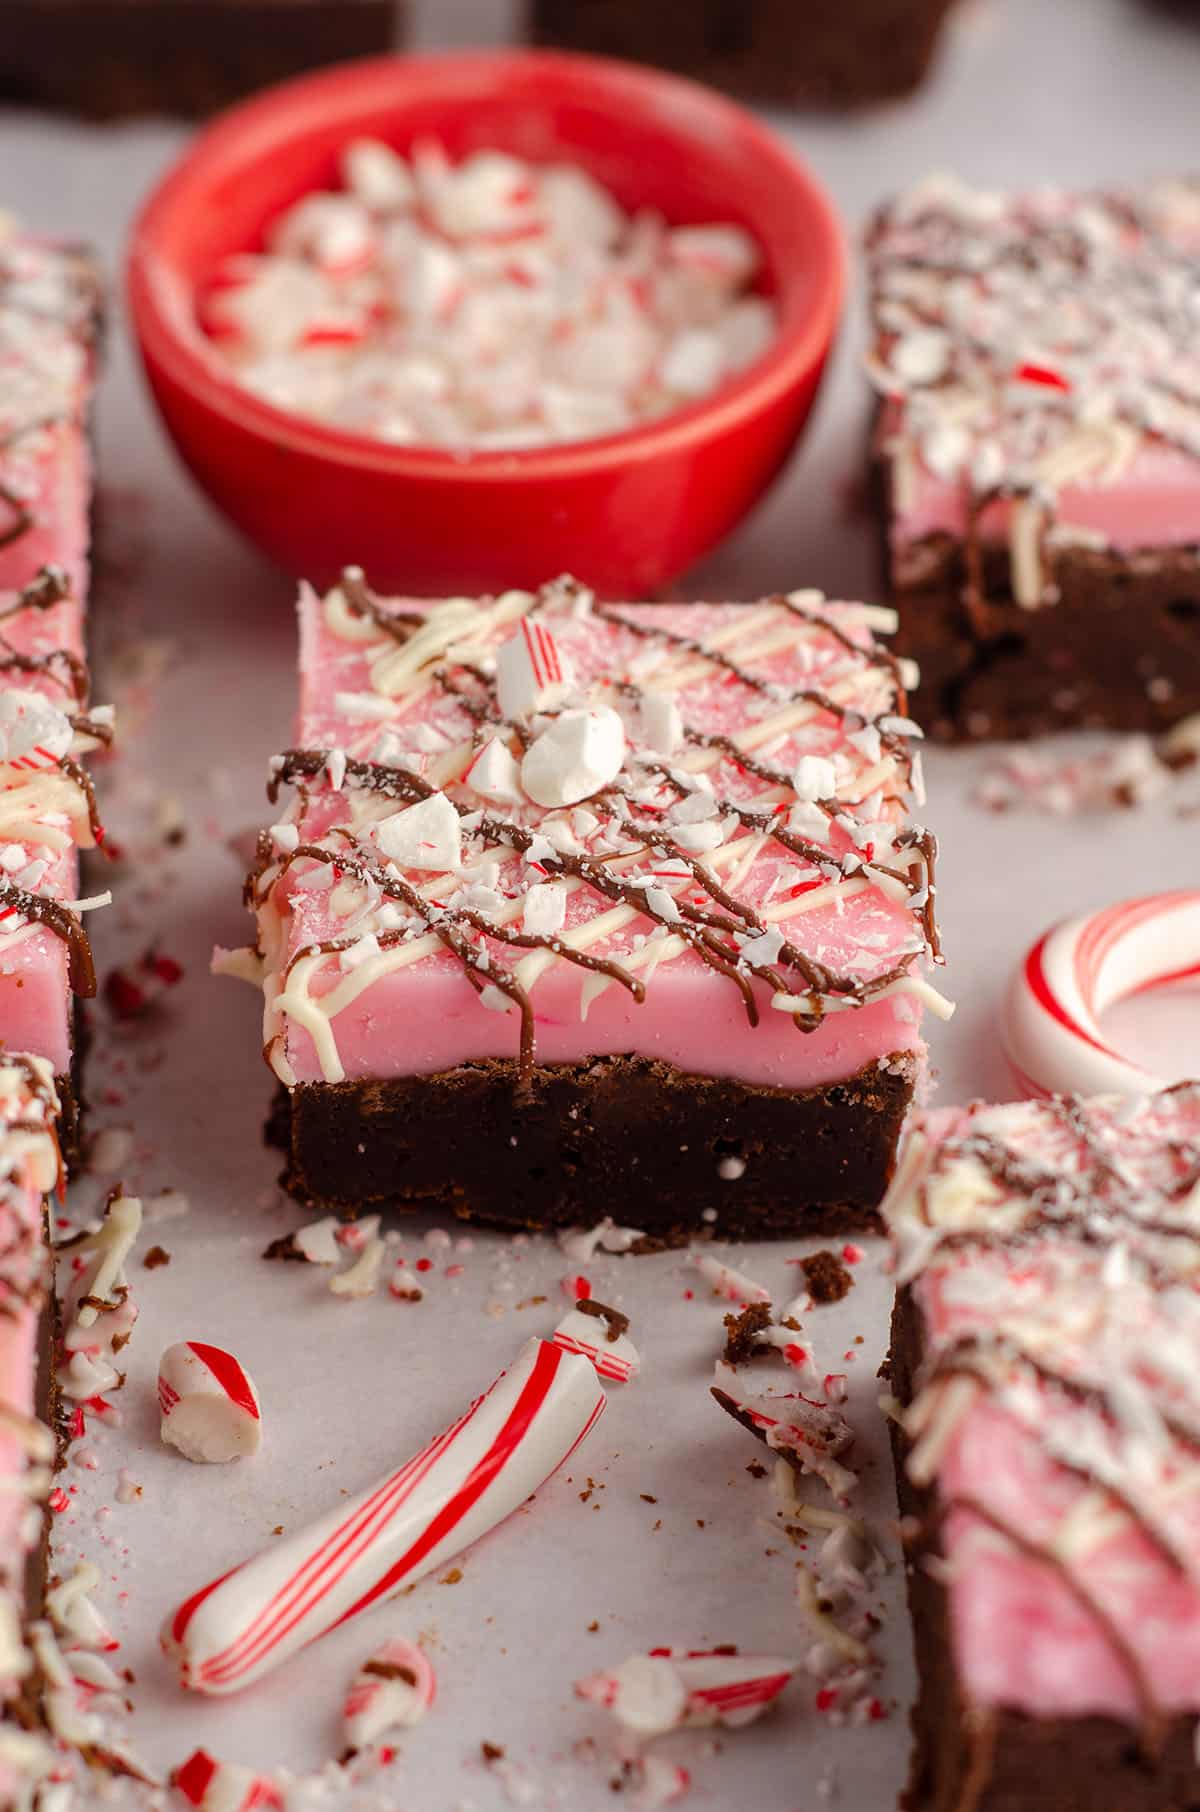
[162,1337,605,1695]
[1003,890,1200,1098]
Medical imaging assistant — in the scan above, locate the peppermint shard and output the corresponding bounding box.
[868,174,1200,741]
[883,1086,1200,1812]
[230,573,945,1239]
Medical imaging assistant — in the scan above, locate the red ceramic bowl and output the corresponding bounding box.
[128,50,845,598]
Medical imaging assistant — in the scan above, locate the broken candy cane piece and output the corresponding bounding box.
[375,792,462,870]
[521,707,626,808]
[552,1301,640,1383]
[58,1190,142,1401]
[465,735,523,805]
[711,1386,856,1500]
[495,619,574,720]
[174,1749,283,1812]
[163,1337,605,1694]
[634,1754,692,1808]
[158,1343,262,1464]
[342,1639,437,1752]
[576,1648,797,1736]
[690,1251,771,1305]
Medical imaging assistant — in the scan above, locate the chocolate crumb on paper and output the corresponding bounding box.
[800,1250,855,1305]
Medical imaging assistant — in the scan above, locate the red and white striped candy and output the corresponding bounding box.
[1003,890,1200,1098]
[342,1638,436,1751]
[690,1251,771,1305]
[576,1648,798,1736]
[552,1305,640,1384]
[174,1750,282,1811]
[495,619,573,720]
[158,1343,262,1465]
[163,1337,604,1695]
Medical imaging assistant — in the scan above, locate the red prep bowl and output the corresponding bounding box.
[127,50,845,598]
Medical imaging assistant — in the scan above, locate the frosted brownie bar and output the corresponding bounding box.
[230,572,946,1238]
[883,1086,1200,1811]
[0,226,109,1156]
[868,174,1200,740]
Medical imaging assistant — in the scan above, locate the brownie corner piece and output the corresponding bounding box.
[882,1087,1200,1811]
[0,1,398,119]
[867,175,1200,741]
[530,0,961,109]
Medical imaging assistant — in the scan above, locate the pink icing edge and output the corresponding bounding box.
[890,438,1200,554]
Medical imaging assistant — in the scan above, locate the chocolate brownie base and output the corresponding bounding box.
[0,2,396,119]
[888,528,1200,743]
[887,1287,1199,1811]
[531,0,958,107]
[279,1051,917,1241]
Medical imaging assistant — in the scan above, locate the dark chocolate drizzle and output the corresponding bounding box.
[0,883,95,996]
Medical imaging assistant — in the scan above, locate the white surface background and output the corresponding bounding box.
[4,0,1200,1805]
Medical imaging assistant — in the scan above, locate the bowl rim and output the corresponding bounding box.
[127,46,846,484]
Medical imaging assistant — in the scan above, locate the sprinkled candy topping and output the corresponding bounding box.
[199,138,776,451]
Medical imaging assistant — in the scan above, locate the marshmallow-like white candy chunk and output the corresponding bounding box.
[405,237,462,324]
[271,193,375,275]
[792,755,837,803]
[342,1639,437,1751]
[375,793,461,871]
[495,620,575,721]
[214,257,336,354]
[640,691,683,755]
[539,164,626,248]
[661,329,724,397]
[158,1343,262,1465]
[465,736,524,805]
[523,882,568,938]
[667,223,760,289]
[430,151,537,240]
[0,688,74,766]
[521,708,627,808]
[341,139,415,214]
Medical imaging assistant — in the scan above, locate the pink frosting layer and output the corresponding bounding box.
[270,584,937,1089]
[892,437,1200,553]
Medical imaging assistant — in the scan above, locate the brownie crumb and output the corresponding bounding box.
[722,1300,773,1363]
[142,1245,170,1270]
[577,1297,630,1343]
[800,1250,854,1304]
[440,1567,463,1585]
[746,1461,767,1479]
[481,1741,505,1763]
[262,1232,305,1262]
[640,1493,658,1503]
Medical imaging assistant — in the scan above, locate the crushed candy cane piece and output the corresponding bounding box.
[158,1342,262,1464]
[552,1300,640,1383]
[342,1638,437,1752]
[576,1648,798,1737]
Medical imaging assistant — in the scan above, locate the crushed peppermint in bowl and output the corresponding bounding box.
[128,49,844,595]
[200,138,779,452]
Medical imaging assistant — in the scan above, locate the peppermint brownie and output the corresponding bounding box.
[224,571,947,1238]
[868,174,1200,740]
[883,1086,1200,1811]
